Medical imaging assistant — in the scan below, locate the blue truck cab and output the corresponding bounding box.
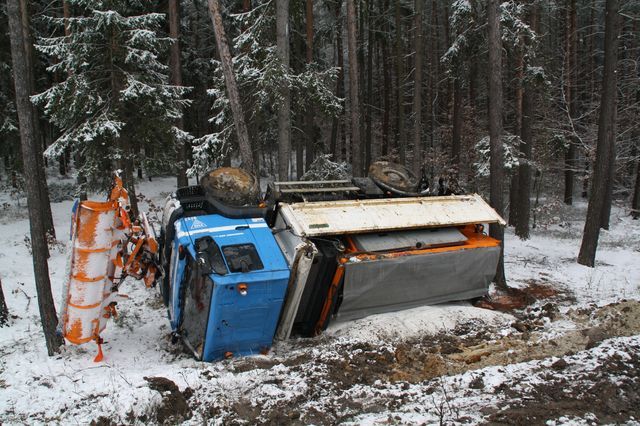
[162,193,290,361]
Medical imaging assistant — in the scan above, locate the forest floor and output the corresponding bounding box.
[0,176,639,425]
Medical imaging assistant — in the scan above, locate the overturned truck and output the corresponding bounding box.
[59,164,504,361]
[158,165,505,361]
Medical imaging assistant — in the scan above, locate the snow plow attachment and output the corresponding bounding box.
[59,175,158,361]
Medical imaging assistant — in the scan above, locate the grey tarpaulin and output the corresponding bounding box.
[337,246,500,320]
[351,227,467,251]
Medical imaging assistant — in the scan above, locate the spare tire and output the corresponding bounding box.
[200,167,259,206]
[368,161,419,193]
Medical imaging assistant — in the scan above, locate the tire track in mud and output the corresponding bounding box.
[386,299,640,383]
[215,299,640,424]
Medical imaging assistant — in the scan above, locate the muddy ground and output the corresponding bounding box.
[131,285,640,425]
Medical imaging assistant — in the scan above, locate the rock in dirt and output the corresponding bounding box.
[90,416,116,426]
[582,327,608,349]
[551,358,568,370]
[512,321,530,332]
[143,376,192,424]
[469,375,485,389]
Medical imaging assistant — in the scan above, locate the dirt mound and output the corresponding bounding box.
[212,300,640,424]
[474,280,572,311]
[486,344,640,424]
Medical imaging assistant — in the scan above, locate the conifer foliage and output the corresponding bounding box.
[34,0,190,192]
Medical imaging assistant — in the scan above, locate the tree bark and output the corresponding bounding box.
[330,1,344,161]
[304,0,315,170]
[411,0,424,175]
[632,153,640,219]
[275,0,291,180]
[395,0,406,164]
[515,4,539,240]
[208,0,254,174]
[487,0,507,288]
[563,0,577,205]
[169,0,189,187]
[508,40,525,228]
[451,76,462,170]
[19,0,55,242]
[364,0,373,171]
[0,278,8,327]
[8,0,64,354]
[578,0,620,267]
[381,0,391,157]
[600,104,617,230]
[346,0,362,176]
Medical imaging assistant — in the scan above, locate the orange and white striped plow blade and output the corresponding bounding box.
[60,177,129,361]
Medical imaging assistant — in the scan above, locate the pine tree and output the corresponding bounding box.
[34,0,190,198]
[578,0,620,267]
[7,0,63,354]
[191,1,341,177]
[276,0,291,180]
[0,7,20,179]
[488,0,507,289]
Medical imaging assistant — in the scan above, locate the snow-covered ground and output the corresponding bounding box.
[1,176,639,425]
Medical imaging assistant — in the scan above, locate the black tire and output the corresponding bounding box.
[200,167,259,206]
[368,161,419,194]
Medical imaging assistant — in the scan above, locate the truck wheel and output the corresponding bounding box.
[368,161,419,193]
[201,167,259,206]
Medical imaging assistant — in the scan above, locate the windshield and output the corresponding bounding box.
[222,244,264,273]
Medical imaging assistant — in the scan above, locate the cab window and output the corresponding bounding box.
[222,244,264,273]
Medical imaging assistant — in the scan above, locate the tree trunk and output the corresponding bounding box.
[563,0,577,205]
[395,0,407,164]
[515,4,539,240]
[119,135,139,217]
[451,76,462,170]
[469,56,478,111]
[169,0,189,187]
[108,25,139,217]
[381,0,391,157]
[508,45,525,228]
[0,278,8,327]
[305,0,315,170]
[578,0,620,267]
[487,0,506,288]
[275,0,291,180]
[294,33,305,179]
[427,0,438,152]
[412,0,423,175]
[632,154,640,219]
[330,1,344,160]
[364,0,373,171]
[588,0,597,104]
[8,0,64,355]
[19,0,55,242]
[346,0,362,176]
[600,104,617,230]
[208,0,254,174]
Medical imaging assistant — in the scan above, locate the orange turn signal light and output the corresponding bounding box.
[238,283,248,296]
